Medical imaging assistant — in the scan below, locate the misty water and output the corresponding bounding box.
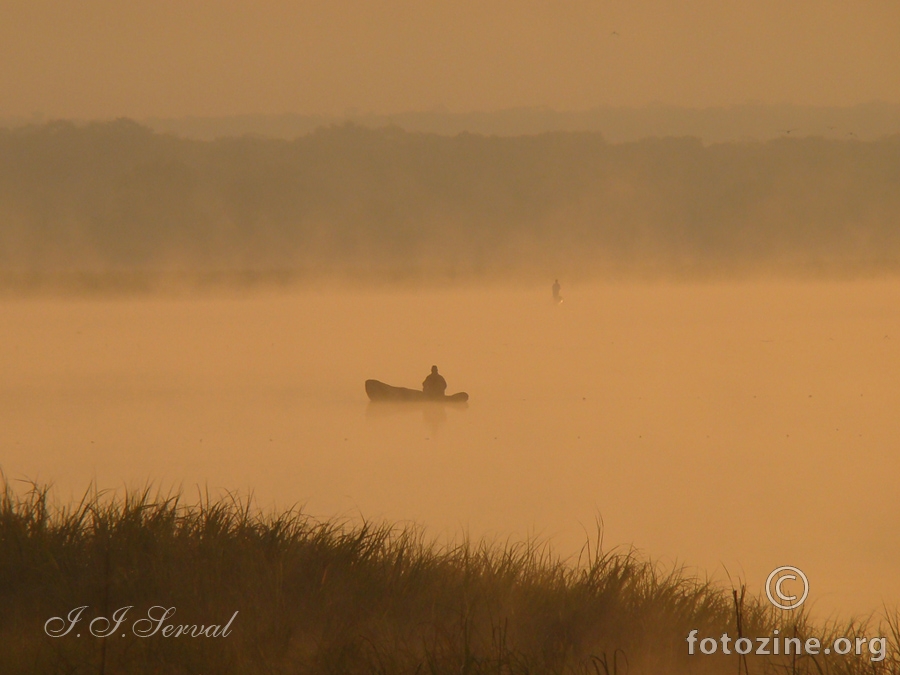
[2,281,898,617]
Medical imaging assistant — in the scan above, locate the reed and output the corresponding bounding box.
[0,480,895,675]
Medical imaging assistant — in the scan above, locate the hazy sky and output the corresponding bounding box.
[2,0,900,119]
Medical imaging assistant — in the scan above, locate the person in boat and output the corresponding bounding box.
[422,365,447,399]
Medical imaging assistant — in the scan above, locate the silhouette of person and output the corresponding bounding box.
[552,279,561,303]
[422,365,447,399]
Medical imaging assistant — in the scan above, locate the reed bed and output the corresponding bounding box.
[1,480,896,675]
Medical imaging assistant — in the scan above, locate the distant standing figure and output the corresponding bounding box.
[552,279,562,304]
[422,365,447,399]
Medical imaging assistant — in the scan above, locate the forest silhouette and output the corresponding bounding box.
[2,119,899,284]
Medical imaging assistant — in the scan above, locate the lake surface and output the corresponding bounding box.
[2,281,898,617]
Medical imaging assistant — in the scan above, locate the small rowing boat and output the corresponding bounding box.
[365,379,469,403]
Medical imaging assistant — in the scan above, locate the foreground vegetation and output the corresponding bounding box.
[1,481,897,675]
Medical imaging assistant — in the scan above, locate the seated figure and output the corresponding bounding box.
[422,365,447,399]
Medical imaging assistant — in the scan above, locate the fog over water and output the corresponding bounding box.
[5,7,900,669]
[2,280,898,617]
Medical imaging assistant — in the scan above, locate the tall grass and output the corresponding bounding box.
[0,480,896,675]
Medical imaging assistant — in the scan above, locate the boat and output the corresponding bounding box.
[365,379,469,403]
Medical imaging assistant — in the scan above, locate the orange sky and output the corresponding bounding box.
[2,0,900,119]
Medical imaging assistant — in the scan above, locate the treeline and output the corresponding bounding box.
[139,102,900,143]
[1,119,899,283]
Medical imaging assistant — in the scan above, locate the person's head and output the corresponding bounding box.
[431,365,438,374]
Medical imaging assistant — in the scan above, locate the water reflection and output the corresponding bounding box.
[366,400,467,436]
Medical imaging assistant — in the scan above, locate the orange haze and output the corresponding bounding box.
[2,1,900,119]
[2,281,899,618]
